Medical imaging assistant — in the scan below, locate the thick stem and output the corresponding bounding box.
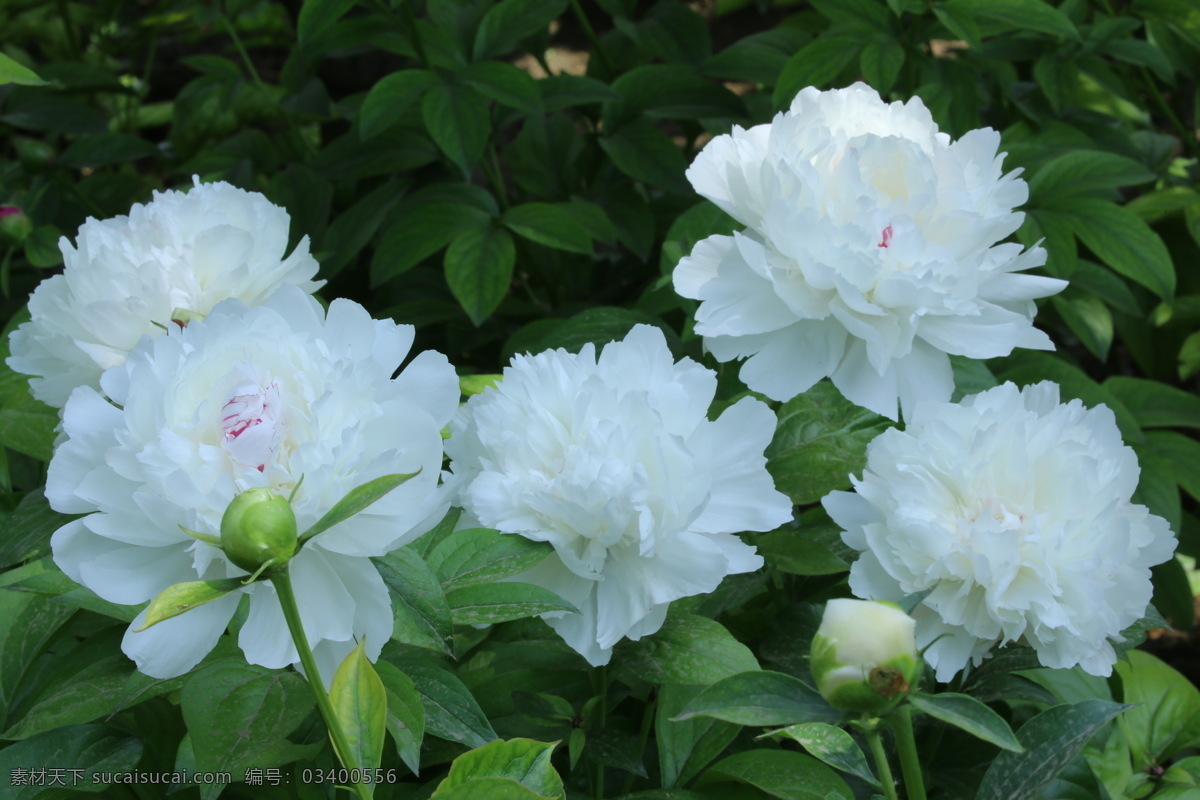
[892,705,928,800]
[589,665,608,800]
[272,568,371,800]
[864,724,899,800]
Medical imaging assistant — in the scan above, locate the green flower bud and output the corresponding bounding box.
[810,598,921,716]
[220,488,298,575]
[0,206,32,246]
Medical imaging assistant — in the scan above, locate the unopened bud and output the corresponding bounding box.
[810,599,921,715]
[220,488,298,576]
[0,206,32,245]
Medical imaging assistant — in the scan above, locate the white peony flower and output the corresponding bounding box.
[822,381,1177,681]
[46,286,459,681]
[8,178,323,408]
[445,325,793,666]
[674,83,1067,420]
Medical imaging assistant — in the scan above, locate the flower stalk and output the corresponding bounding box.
[271,567,371,800]
[863,720,899,800]
[891,705,927,800]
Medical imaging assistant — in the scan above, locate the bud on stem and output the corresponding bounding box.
[220,488,298,577]
[810,598,921,715]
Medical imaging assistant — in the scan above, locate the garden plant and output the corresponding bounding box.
[1,0,1199,799]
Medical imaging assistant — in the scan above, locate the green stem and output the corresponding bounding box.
[589,665,608,800]
[892,705,927,800]
[271,568,371,800]
[219,12,266,90]
[620,688,657,795]
[568,0,612,76]
[864,723,898,800]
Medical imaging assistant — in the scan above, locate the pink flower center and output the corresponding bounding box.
[877,225,894,248]
[220,380,281,472]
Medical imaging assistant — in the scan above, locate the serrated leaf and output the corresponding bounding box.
[676,670,842,727]
[445,224,515,326]
[445,582,577,626]
[300,472,419,545]
[907,691,1024,752]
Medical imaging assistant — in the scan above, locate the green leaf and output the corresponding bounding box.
[1030,151,1157,207]
[907,691,1024,752]
[423,80,491,177]
[502,202,593,254]
[1117,639,1200,762]
[181,660,319,782]
[136,577,244,632]
[657,685,740,789]
[976,700,1128,800]
[0,725,141,798]
[765,381,892,505]
[445,582,577,626]
[330,638,387,779]
[299,472,419,545]
[755,531,849,576]
[461,61,542,113]
[990,351,1143,443]
[374,546,454,655]
[0,53,46,85]
[676,670,842,727]
[702,29,811,84]
[318,179,407,278]
[2,626,133,740]
[696,748,854,800]
[1051,292,1113,361]
[537,74,621,110]
[773,36,861,108]
[298,0,357,43]
[430,778,556,800]
[0,489,72,570]
[942,0,1080,40]
[768,722,879,788]
[859,38,905,94]
[1104,376,1200,431]
[1056,199,1175,299]
[616,613,759,687]
[473,0,568,61]
[606,65,745,130]
[359,70,438,140]
[599,119,690,194]
[370,182,496,287]
[1181,330,1200,380]
[445,223,516,326]
[383,647,498,748]
[427,527,553,592]
[375,661,425,774]
[57,133,159,169]
[0,577,76,714]
[1139,430,1200,504]
[434,739,563,798]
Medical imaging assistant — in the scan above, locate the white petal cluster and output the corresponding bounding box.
[674,83,1066,420]
[47,286,459,681]
[822,381,1177,681]
[8,178,323,408]
[446,325,793,665]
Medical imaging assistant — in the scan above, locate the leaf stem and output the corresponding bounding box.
[620,687,656,795]
[589,664,608,800]
[891,705,927,800]
[271,567,371,800]
[864,723,899,800]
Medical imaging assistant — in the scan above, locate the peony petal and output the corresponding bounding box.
[122,589,240,679]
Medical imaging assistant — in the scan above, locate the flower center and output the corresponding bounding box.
[877,225,894,248]
[220,380,282,472]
